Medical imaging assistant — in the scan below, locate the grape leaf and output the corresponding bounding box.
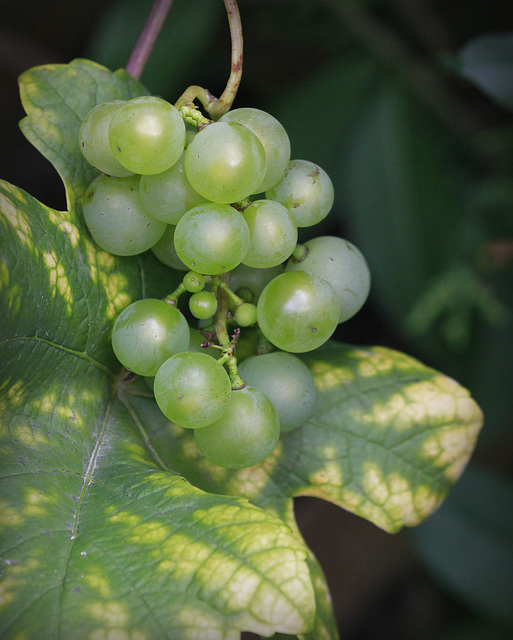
[0,60,316,639]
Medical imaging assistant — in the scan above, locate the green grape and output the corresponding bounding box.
[111,298,190,376]
[183,271,205,293]
[256,271,339,352]
[266,159,334,227]
[154,352,231,429]
[286,236,371,323]
[238,352,316,433]
[109,96,185,175]
[194,386,280,468]
[139,152,207,224]
[79,101,134,177]
[151,225,188,270]
[242,199,297,268]
[228,263,284,304]
[184,121,266,203]
[235,303,257,327]
[189,291,218,319]
[220,107,291,192]
[174,203,250,275]
[83,175,166,256]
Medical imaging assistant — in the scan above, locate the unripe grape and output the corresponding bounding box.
[109,96,185,175]
[266,159,334,227]
[83,175,166,256]
[189,291,218,319]
[111,298,190,376]
[174,203,250,275]
[220,107,291,192]
[184,121,266,203]
[256,271,339,352]
[139,152,207,224]
[154,352,231,429]
[286,236,371,323]
[235,303,258,327]
[238,352,316,433]
[194,386,280,469]
[183,271,205,293]
[79,101,134,177]
[242,199,297,268]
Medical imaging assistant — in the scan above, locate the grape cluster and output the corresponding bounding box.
[79,95,371,469]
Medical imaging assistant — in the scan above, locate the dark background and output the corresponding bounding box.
[1,1,512,638]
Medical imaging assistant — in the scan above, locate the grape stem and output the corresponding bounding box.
[218,280,245,309]
[175,0,243,119]
[215,274,245,389]
[224,355,245,390]
[215,274,232,348]
[164,282,186,305]
[126,0,175,80]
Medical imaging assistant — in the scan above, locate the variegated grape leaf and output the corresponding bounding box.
[0,60,316,640]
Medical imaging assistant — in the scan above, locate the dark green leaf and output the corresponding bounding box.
[336,80,466,331]
[411,465,513,626]
[457,32,513,111]
[271,57,379,171]
[87,0,223,99]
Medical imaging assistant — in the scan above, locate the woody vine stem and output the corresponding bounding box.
[126,0,243,119]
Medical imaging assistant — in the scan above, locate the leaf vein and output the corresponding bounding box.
[54,384,117,638]
[0,336,114,377]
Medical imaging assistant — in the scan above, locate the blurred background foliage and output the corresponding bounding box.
[1,1,512,638]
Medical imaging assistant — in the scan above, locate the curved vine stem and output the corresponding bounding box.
[126,0,175,80]
[175,0,243,119]
[215,0,243,117]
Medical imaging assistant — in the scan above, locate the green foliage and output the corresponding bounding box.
[411,466,513,626]
[0,58,484,639]
[457,32,513,111]
[87,0,223,98]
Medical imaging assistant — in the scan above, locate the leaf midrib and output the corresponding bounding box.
[0,336,115,377]
[53,383,116,639]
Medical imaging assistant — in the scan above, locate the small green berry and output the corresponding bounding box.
[189,291,218,319]
[183,271,206,293]
[235,303,258,327]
